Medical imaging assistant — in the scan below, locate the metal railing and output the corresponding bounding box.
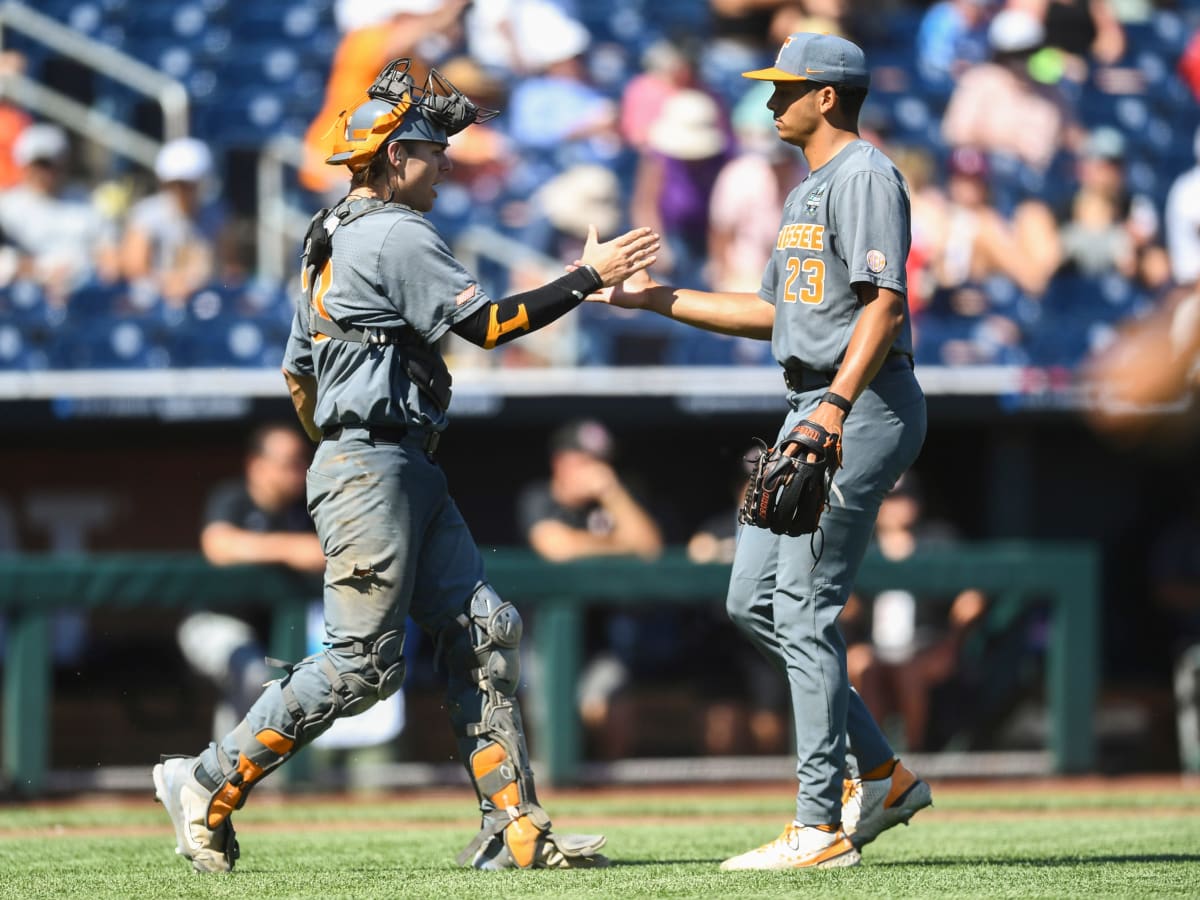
[0,544,1100,795]
[256,134,310,285]
[0,1,188,158]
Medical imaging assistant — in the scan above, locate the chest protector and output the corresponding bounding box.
[301,197,453,412]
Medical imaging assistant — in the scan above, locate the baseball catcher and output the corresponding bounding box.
[152,56,658,875]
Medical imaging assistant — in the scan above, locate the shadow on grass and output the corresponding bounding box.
[875,854,1200,867]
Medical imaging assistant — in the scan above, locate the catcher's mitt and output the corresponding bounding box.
[739,420,842,537]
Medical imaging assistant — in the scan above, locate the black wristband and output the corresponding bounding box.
[820,391,853,414]
[579,264,603,293]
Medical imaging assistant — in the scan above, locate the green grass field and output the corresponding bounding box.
[2,779,1198,898]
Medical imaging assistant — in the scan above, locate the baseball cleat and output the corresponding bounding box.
[841,759,933,849]
[152,756,239,873]
[719,823,861,871]
[464,829,610,870]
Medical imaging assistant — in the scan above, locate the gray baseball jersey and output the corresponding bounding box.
[283,204,489,431]
[760,140,913,372]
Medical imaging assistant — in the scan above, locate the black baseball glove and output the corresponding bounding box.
[739,420,842,537]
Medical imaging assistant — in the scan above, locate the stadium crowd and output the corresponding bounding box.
[0,0,1196,372]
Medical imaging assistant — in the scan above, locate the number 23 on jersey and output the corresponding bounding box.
[783,257,825,305]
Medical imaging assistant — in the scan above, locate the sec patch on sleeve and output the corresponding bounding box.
[865,249,887,273]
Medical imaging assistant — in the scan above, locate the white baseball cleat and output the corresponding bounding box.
[841,759,933,849]
[152,756,239,873]
[719,822,861,871]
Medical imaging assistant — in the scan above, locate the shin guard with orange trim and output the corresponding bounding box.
[202,723,295,829]
[447,584,608,869]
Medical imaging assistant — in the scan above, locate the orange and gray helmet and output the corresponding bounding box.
[325,58,498,172]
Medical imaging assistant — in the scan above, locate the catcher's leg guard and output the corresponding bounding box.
[199,628,407,829]
[201,723,295,828]
[442,583,607,870]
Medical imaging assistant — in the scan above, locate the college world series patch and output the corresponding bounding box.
[865,249,887,273]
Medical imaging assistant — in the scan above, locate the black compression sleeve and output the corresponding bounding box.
[451,265,604,348]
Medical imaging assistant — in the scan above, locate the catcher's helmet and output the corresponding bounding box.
[325,58,498,171]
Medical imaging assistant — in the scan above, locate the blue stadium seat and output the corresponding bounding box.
[665,331,774,367]
[48,317,169,369]
[0,323,49,370]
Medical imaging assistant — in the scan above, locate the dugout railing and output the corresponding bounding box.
[0,544,1098,795]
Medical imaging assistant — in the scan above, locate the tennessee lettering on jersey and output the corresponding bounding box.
[776,223,825,251]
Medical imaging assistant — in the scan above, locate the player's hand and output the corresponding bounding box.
[788,401,845,463]
[578,224,660,287]
[586,267,657,309]
[805,401,845,462]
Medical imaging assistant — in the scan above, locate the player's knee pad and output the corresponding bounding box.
[443,583,523,697]
[282,628,407,736]
[337,627,408,708]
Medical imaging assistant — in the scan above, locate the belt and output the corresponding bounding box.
[322,424,440,457]
[783,351,913,392]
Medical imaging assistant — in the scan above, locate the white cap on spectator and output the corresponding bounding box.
[519,9,590,70]
[1084,126,1126,161]
[536,164,621,239]
[335,0,446,32]
[13,123,68,166]
[647,90,727,161]
[988,9,1045,54]
[154,137,212,182]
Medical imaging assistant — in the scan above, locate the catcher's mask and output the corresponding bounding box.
[325,58,498,171]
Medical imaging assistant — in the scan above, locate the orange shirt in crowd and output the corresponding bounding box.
[299,25,430,195]
[0,103,32,189]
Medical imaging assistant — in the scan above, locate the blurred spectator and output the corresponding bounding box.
[439,57,512,205]
[299,0,472,197]
[620,39,707,151]
[707,81,806,293]
[503,9,621,179]
[915,146,1058,363]
[118,137,229,307]
[891,144,943,317]
[925,147,1059,294]
[0,52,32,190]
[1056,128,1169,290]
[515,420,665,758]
[1165,126,1200,289]
[466,0,590,77]
[1180,27,1200,102]
[915,0,995,88]
[1061,128,1167,286]
[1035,0,1126,70]
[700,2,836,107]
[517,419,663,563]
[941,8,1076,174]
[842,473,989,752]
[0,123,119,304]
[686,452,751,567]
[533,164,623,251]
[630,89,731,285]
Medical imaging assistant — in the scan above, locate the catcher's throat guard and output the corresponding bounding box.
[740,420,842,537]
[325,58,499,170]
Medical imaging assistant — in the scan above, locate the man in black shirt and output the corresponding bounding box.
[177,424,323,737]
